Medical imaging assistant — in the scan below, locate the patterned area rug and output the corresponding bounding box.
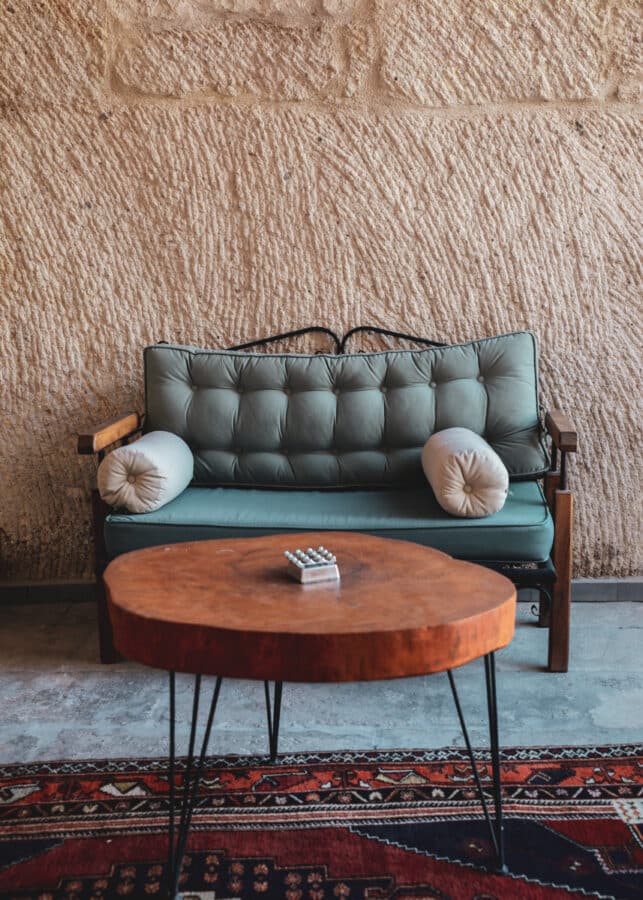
[0,746,641,899]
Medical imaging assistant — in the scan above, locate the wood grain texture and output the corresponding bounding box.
[546,410,578,453]
[544,470,561,514]
[77,412,141,455]
[105,533,516,682]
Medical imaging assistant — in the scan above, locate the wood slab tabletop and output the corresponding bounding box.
[104,532,516,682]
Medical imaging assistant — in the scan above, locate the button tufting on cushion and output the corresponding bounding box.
[143,332,548,488]
[422,428,509,518]
[98,431,194,514]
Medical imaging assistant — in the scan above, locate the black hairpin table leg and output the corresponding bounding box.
[167,673,222,900]
[166,659,504,898]
[448,652,507,873]
[264,680,283,762]
[484,652,506,871]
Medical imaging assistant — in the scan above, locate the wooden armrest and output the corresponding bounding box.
[78,412,141,455]
[545,409,577,452]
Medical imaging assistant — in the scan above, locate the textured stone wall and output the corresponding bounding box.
[1,1,641,581]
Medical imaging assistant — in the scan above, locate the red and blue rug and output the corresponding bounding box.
[0,745,641,899]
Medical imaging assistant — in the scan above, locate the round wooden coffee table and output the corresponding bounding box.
[105,532,516,897]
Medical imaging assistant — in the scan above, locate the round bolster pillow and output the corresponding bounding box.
[97,431,194,514]
[421,427,509,518]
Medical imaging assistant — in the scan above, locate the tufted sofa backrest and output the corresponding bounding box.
[144,331,549,488]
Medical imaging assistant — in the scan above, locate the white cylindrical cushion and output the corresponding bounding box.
[97,431,194,514]
[422,427,509,518]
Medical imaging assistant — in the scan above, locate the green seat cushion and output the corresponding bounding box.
[105,482,553,563]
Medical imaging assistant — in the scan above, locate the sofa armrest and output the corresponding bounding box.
[78,412,142,455]
[545,409,577,453]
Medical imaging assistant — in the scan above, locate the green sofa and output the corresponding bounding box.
[79,328,576,671]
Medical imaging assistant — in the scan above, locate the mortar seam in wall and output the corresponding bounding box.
[9,96,642,120]
[102,0,641,118]
[98,0,640,117]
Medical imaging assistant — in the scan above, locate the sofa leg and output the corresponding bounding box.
[548,491,573,672]
[97,578,120,664]
[90,488,119,663]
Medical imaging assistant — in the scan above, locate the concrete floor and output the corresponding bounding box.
[0,599,641,764]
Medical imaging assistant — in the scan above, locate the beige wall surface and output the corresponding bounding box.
[1,1,641,581]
